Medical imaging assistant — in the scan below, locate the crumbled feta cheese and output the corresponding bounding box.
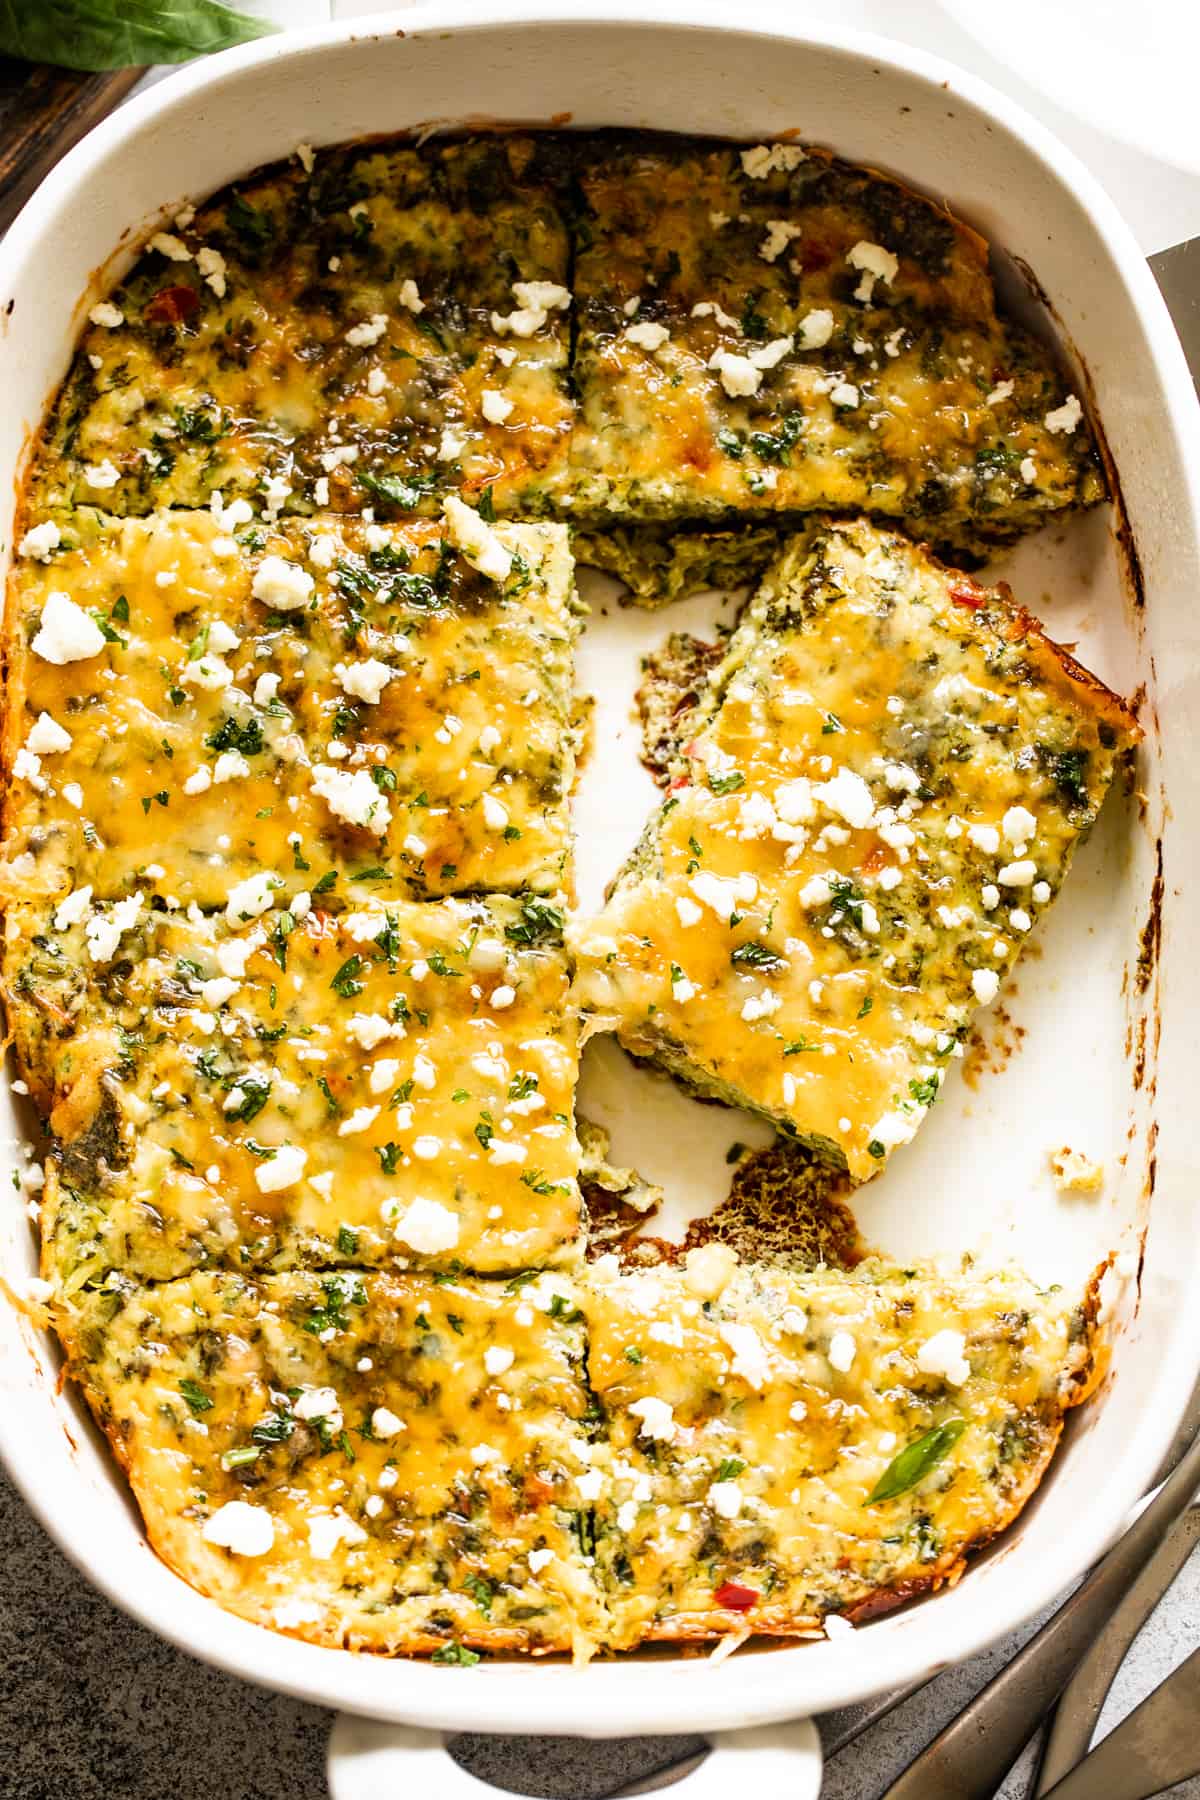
[814,767,875,828]
[491,279,571,336]
[799,872,832,909]
[986,379,1014,406]
[1032,880,1051,905]
[971,968,1000,1004]
[84,893,143,964]
[393,1197,460,1254]
[225,870,280,927]
[626,319,671,351]
[689,869,758,921]
[371,1406,406,1438]
[88,301,124,328]
[740,142,806,179]
[796,308,835,350]
[345,313,388,347]
[707,1480,743,1520]
[720,1321,771,1390]
[311,765,391,836]
[967,823,1000,855]
[32,592,107,664]
[149,232,191,262]
[691,298,739,329]
[196,246,227,297]
[202,1500,274,1556]
[213,750,250,784]
[349,1013,397,1050]
[846,239,899,301]
[997,858,1036,888]
[484,1346,515,1376]
[675,896,703,927]
[1044,394,1083,435]
[251,554,314,612]
[335,658,394,705]
[741,989,782,1023]
[26,712,72,755]
[916,1328,971,1385]
[255,1144,307,1193]
[759,218,803,263]
[368,1058,400,1097]
[1009,908,1032,933]
[528,1547,554,1574]
[489,984,516,1010]
[53,885,93,931]
[442,494,512,582]
[481,792,509,832]
[828,380,859,408]
[481,388,514,424]
[1021,455,1038,484]
[629,1397,677,1443]
[1002,805,1037,845]
[709,350,763,398]
[308,1509,368,1560]
[828,1330,856,1373]
[683,1241,739,1299]
[17,520,60,561]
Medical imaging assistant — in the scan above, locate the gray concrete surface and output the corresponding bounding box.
[3,1462,1196,1800]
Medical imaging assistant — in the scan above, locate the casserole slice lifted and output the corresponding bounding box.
[30,134,573,521]
[59,1268,606,1658]
[4,892,580,1287]
[2,509,577,907]
[572,518,1138,1183]
[568,133,1102,564]
[582,1251,1104,1648]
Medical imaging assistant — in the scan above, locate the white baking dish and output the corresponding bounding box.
[1,2,1198,1763]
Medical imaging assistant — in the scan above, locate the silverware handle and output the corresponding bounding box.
[880,1424,1200,1800]
[1034,1503,1200,1794]
[1039,1643,1200,1800]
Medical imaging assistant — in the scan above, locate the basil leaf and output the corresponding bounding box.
[0,0,274,72]
[867,1419,967,1505]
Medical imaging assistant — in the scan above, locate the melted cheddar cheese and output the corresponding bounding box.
[32,137,573,521]
[0,131,1134,1664]
[568,134,1102,555]
[61,1269,605,1658]
[57,1253,1101,1658]
[2,510,576,906]
[573,519,1138,1180]
[5,894,580,1286]
[583,1255,1100,1646]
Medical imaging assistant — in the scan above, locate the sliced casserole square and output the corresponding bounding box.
[572,517,1138,1182]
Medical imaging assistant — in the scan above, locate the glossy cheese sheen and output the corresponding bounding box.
[60,1269,605,1657]
[31,136,573,520]
[568,133,1102,555]
[24,132,1102,564]
[1,509,576,906]
[582,1256,1101,1647]
[572,519,1138,1181]
[4,894,580,1285]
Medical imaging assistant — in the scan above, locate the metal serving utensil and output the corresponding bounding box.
[877,1413,1200,1800]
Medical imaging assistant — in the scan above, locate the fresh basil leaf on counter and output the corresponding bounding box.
[0,0,274,72]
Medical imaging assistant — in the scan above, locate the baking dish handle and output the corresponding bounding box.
[327,1714,823,1799]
